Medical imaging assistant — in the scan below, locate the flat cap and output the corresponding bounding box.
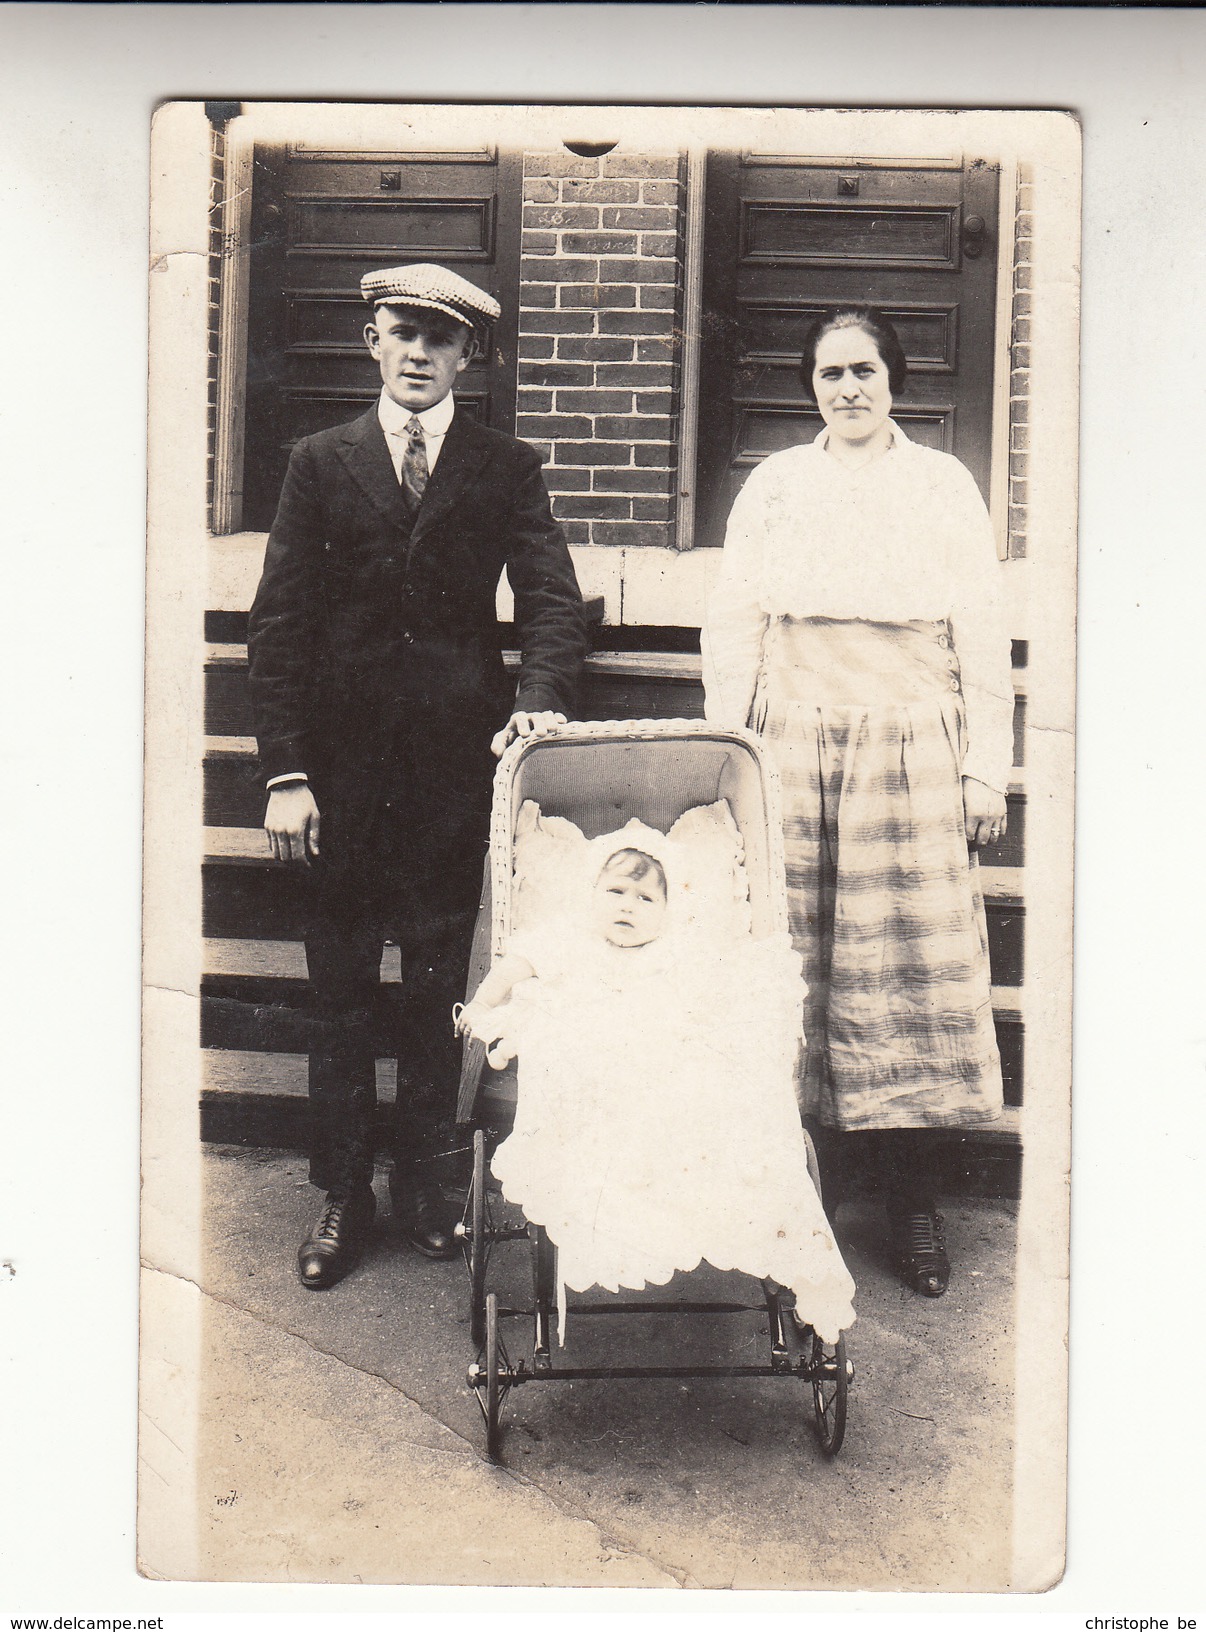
[359,262,501,328]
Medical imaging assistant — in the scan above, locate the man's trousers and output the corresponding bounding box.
[302,788,485,1196]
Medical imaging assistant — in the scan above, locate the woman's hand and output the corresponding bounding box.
[962,776,1008,849]
[265,782,321,863]
[490,709,567,758]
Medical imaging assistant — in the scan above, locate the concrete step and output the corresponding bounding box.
[207,823,1025,903]
[200,1046,1022,1196]
[204,1047,397,1097]
[199,988,1022,1107]
[206,644,708,739]
[205,738,1029,862]
[205,935,402,981]
[200,818,1027,1104]
[200,1048,401,1151]
[200,851,1026,984]
[203,1045,1023,1133]
[207,639,1029,766]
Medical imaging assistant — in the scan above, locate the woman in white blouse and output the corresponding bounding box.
[702,307,1013,1298]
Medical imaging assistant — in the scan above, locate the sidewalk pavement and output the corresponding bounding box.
[187,1143,1017,1590]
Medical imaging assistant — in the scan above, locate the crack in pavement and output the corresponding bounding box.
[143,979,199,1003]
[142,1261,692,1587]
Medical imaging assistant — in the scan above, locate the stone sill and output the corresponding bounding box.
[209,532,1033,634]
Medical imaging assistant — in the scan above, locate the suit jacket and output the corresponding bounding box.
[247,405,586,872]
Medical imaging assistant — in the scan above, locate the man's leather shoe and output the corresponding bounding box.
[297,1188,376,1289]
[389,1170,459,1259]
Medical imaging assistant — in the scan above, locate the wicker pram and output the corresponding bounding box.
[456,719,853,1460]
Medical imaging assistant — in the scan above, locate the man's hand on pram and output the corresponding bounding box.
[490,709,567,758]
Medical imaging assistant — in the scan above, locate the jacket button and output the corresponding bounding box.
[938,633,949,648]
[950,677,960,691]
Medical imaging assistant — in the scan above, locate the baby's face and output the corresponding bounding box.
[592,865,668,948]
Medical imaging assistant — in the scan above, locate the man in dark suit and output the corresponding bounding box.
[248,263,586,1289]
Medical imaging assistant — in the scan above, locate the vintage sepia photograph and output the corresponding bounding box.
[140,99,1078,1591]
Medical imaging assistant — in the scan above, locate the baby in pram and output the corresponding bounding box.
[455,804,856,1344]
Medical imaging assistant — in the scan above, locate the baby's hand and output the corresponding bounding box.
[454,1002,517,1070]
[454,1000,492,1039]
[454,999,512,1048]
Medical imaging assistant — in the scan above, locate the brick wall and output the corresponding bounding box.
[206,122,225,530]
[1007,162,1033,558]
[516,151,686,549]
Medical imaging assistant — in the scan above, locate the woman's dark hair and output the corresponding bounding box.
[598,848,668,896]
[800,306,908,401]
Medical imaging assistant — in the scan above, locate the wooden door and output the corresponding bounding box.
[241,142,522,532]
[696,152,1000,547]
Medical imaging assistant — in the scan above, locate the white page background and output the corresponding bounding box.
[3,3,1202,1620]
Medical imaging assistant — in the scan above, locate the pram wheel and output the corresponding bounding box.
[484,1292,503,1462]
[462,1128,490,1347]
[466,1291,514,1462]
[798,1126,850,1455]
[808,1328,850,1457]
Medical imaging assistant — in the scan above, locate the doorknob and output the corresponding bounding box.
[962,212,988,259]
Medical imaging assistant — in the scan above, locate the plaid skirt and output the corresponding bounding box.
[759,617,1003,1131]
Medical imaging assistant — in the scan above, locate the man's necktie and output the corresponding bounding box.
[398,416,428,511]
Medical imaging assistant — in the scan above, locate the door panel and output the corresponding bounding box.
[241,144,520,533]
[697,152,999,547]
[736,402,954,466]
[743,201,960,268]
[742,301,958,371]
[287,195,497,258]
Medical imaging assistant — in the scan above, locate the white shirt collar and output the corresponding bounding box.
[377,386,456,438]
[812,416,910,453]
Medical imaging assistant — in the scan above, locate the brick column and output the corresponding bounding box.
[516,152,685,549]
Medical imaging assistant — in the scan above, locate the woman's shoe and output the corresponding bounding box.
[890,1205,949,1297]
